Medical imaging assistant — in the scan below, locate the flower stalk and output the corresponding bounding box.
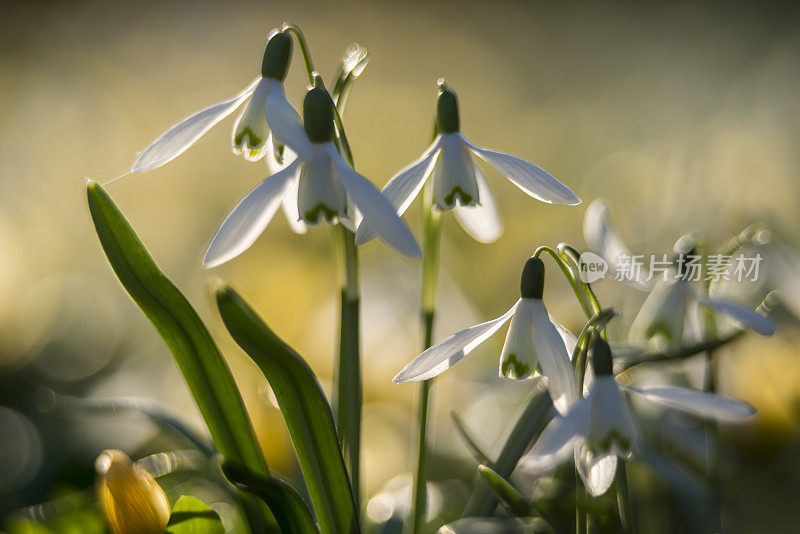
[409,181,443,534]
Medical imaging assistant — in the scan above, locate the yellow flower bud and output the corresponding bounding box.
[95,449,170,534]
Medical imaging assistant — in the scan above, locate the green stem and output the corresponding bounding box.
[409,189,443,534]
[533,246,593,318]
[281,24,315,86]
[616,460,634,533]
[332,224,361,504]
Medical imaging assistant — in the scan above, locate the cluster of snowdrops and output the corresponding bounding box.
[53,25,781,534]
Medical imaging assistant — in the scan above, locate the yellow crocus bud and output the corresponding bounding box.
[95,449,170,534]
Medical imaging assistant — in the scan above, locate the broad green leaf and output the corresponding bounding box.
[216,285,359,534]
[86,182,267,476]
[223,462,319,534]
[476,466,533,517]
[464,390,554,516]
[166,496,224,534]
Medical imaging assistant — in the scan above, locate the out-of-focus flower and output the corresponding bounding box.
[95,449,170,534]
[628,251,774,347]
[204,87,421,267]
[356,80,580,245]
[393,257,577,414]
[583,199,774,346]
[131,29,312,173]
[519,338,755,496]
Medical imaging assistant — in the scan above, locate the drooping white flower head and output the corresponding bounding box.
[519,337,755,496]
[356,81,580,245]
[131,29,313,173]
[203,87,421,267]
[393,257,578,414]
[583,199,774,346]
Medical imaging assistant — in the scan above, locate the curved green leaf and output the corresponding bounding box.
[477,466,533,518]
[216,285,359,534]
[86,182,267,476]
[223,462,319,534]
[166,496,224,534]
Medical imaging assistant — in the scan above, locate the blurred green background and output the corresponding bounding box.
[2,1,800,532]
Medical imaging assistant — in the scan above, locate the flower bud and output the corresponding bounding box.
[95,449,170,534]
[436,80,460,134]
[303,87,335,143]
[590,337,614,377]
[520,257,545,299]
[261,30,293,80]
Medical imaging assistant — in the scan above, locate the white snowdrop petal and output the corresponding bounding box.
[232,78,271,162]
[575,442,617,497]
[588,377,638,455]
[499,300,535,379]
[329,146,421,258]
[393,302,519,383]
[532,300,579,415]
[695,295,774,336]
[203,162,299,268]
[551,316,578,357]
[354,139,441,245]
[461,134,580,205]
[623,385,755,421]
[264,81,313,161]
[433,134,479,210]
[629,279,687,346]
[453,167,503,243]
[518,400,590,472]
[132,79,260,173]
[583,199,651,290]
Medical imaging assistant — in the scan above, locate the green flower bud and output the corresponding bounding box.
[261,31,292,80]
[436,80,460,134]
[590,337,614,376]
[303,87,335,143]
[520,257,545,299]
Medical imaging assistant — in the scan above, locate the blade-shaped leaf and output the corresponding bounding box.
[477,465,534,518]
[223,462,319,534]
[166,496,224,534]
[216,285,359,534]
[86,182,267,477]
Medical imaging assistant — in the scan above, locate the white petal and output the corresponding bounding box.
[518,400,590,472]
[583,199,651,290]
[694,295,774,336]
[266,135,307,234]
[354,138,441,245]
[264,80,313,161]
[132,79,259,173]
[588,377,637,455]
[575,441,617,497]
[232,78,271,162]
[461,134,580,205]
[622,385,755,421]
[203,161,299,268]
[551,316,578,357]
[531,300,579,414]
[453,167,503,243]
[499,300,535,379]
[328,145,421,258]
[433,134,479,210]
[628,279,687,347]
[393,302,518,383]
[297,145,347,226]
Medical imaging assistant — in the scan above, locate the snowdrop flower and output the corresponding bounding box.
[583,199,774,346]
[356,81,580,245]
[628,248,774,347]
[519,337,755,496]
[393,257,578,414]
[131,29,313,173]
[203,87,421,267]
[95,449,170,534]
